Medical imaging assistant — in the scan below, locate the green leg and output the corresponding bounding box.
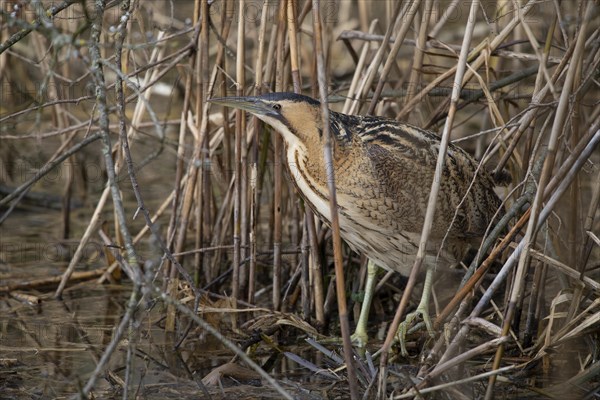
[351,259,378,348]
[396,265,435,356]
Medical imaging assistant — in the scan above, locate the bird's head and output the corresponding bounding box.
[209,92,323,150]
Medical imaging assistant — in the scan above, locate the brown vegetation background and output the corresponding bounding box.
[0,0,599,398]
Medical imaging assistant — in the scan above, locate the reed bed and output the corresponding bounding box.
[0,0,599,398]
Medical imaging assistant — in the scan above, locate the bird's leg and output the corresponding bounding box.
[351,259,379,348]
[396,265,435,356]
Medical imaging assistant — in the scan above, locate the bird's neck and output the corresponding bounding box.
[284,141,334,220]
[286,139,326,182]
[301,137,339,185]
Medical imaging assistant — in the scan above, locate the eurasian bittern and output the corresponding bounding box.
[209,92,502,353]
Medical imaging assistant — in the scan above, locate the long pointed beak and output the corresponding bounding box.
[208,96,278,118]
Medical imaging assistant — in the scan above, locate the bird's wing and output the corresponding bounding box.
[352,116,500,239]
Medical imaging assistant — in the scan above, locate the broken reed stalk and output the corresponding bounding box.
[286,0,312,319]
[312,1,359,399]
[378,0,480,396]
[211,0,235,284]
[195,0,212,289]
[272,0,286,312]
[248,0,270,305]
[233,0,246,314]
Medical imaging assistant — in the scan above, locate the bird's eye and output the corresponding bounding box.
[272,104,281,111]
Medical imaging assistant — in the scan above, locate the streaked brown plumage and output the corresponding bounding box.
[209,92,502,351]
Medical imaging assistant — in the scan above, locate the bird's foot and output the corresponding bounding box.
[350,329,368,349]
[395,305,435,357]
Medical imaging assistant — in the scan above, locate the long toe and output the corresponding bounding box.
[395,307,435,357]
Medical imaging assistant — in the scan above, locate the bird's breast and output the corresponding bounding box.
[287,146,332,223]
[285,146,457,273]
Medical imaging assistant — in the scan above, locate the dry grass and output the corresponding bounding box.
[1,0,599,398]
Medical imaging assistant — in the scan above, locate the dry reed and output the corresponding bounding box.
[0,0,598,398]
